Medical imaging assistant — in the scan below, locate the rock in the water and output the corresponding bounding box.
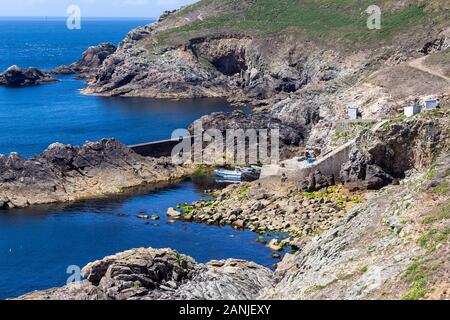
[0,139,190,209]
[267,239,283,252]
[0,65,57,86]
[16,248,274,300]
[167,207,182,218]
[191,110,305,146]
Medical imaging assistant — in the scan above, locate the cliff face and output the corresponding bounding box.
[262,154,450,300]
[79,0,450,155]
[82,0,450,106]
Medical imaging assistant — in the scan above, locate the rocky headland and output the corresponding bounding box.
[0,65,57,87]
[5,0,450,300]
[16,110,450,300]
[0,139,191,209]
[16,248,273,300]
[51,42,117,79]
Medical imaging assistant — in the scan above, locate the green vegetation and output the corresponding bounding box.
[417,228,449,252]
[426,164,438,179]
[422,202,450,224]
[236,187,250,201]
[157,0,446,48]
[432,180,449,194]
[301,186,364,208]
[402,259,431,300]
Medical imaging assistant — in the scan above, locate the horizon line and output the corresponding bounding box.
[0,16,156,19]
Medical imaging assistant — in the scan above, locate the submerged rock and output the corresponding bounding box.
[0,65,57,86]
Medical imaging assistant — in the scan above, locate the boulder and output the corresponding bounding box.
[167,207,182,218]
[299,169,334,192]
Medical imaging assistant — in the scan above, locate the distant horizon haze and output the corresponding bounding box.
[0,0,198,18]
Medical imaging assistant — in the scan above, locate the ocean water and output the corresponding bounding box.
[0,19,276,300]
[0,180,280,299]
[0,18,235,157]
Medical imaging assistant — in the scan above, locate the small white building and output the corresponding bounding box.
[404,105,421,117]
[348,106,359,120]
[422,98,438,111]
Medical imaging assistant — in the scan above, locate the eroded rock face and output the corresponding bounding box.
[81,12,342,107]
[0,139,190,209]
[261,154,450,300]
[340,117,448,190]
[191,110,305,146]
[52,42,117,78]
[16,248,274,300]
[0,65,57,86]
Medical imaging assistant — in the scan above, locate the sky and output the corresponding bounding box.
[0,0,199,18]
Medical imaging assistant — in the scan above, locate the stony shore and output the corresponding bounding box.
[168,181,362,251]
[4,0,450,301]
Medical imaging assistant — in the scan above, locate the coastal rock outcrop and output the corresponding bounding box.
[0,65,57,86]
[0,139,190,209]
[191,110,305,146]
[340,115,449,190]
[261,153,450,300]
[52,42,117,78]
[17,248,274,300]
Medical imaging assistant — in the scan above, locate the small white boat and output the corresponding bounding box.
[214,169,242,179]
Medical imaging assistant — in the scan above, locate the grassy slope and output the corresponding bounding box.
[157,0,450,48]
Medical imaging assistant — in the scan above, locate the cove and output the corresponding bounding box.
[0,179,278,299]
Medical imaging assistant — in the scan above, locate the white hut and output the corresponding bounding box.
[422,98,438,111]
[404,105,421,117]
[348,106,359,120]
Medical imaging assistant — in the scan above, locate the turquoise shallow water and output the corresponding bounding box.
[0,19,277,299]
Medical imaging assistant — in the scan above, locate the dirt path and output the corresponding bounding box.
[408,56,450,82]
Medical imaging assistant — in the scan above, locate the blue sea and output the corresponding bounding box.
[0,19,277,299]
[0,18,235,157]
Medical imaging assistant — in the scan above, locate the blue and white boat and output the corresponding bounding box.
[214,169,243,180]
[214,167,261,181]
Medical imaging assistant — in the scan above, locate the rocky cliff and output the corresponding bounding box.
[8,0,450,301]
[17,112,449,300]
[0,139,191,209]
[76,0,450,155]
[81,0,448,98]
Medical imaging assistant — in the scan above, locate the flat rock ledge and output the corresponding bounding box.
[0,139,191,209]
[15,248,274,300]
